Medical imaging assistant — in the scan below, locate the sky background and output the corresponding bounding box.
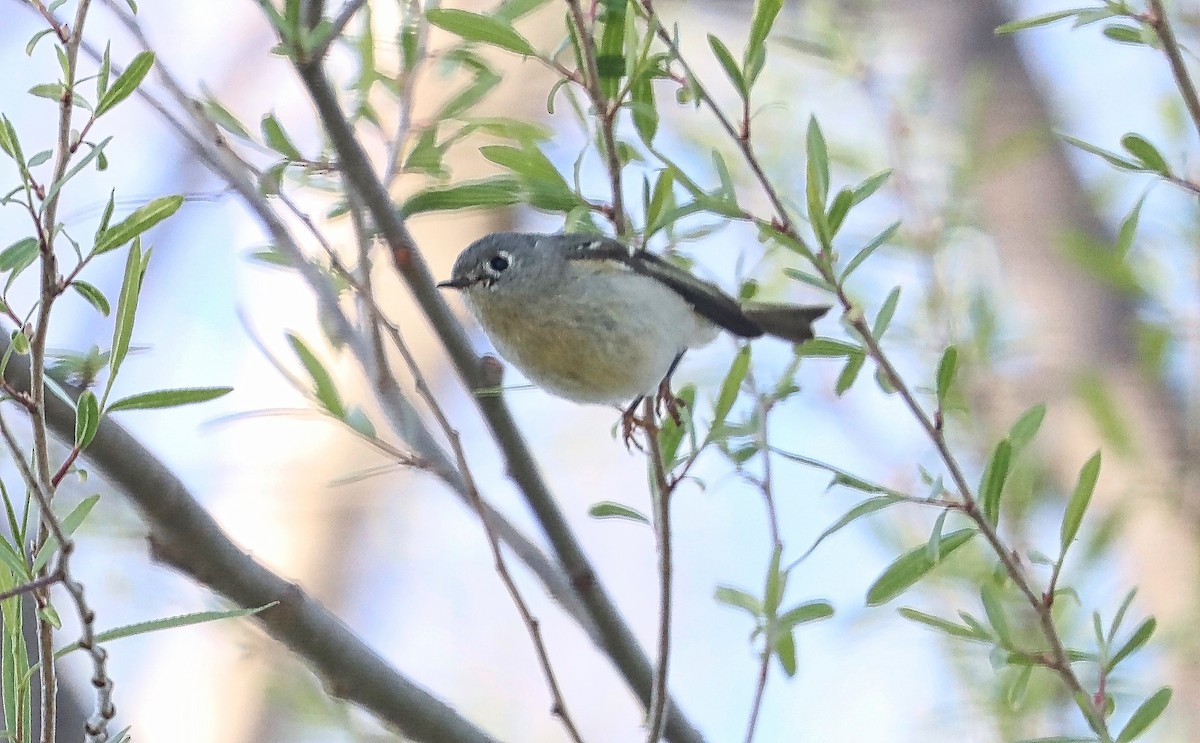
[0,1,1188,741]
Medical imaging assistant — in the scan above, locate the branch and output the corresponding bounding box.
[1147,0,1200,144]
[642,399,673,743]
[292,54,707,743]
[0,334,501,743]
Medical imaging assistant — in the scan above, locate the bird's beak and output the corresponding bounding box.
[436,276,472,290]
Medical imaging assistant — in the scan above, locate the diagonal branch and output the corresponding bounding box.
[0,333,500,743]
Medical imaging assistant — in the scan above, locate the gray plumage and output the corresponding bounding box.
[439,232,829,405]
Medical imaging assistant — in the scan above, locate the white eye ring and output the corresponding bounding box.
[486,250,512,275]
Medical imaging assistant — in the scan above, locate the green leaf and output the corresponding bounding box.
[714,585,762,617]
[29,83,66,101]
[202,95,252,140]
[835,352,865,396]
[399,176,522,216]
[708,34,747,99]
[1120,133,1170,176]
[776,600,834,630]
[865,529,976,606]
[979,438,1012,527]
[31,495,101,573]
[1108,617,1155,672]
[96,51,154,117]
[630,71,658,145]
[260,113,303,161]
[898,607,989,641]
[1115,193,1147,259]
[425,8,535,55]
[826,188,854,236]
[0,115,25,164]
[995,8,1094,34]
[108,241,144,379]
[806,117,830,245]
[55,604,274,658]
[93,195,183,256]
[42,136,113,208]
[287,333,345,418]
[935,346,958,406]
[1103,24,1145,45]
[745,0,783,68]
[107,387,232,413]
[1060,451,1101,553]
[0,238,38,274]
[96,42,112,102]
[74,390,100,448]
[1116,687,1171,742]
[872,286,901,338]
[850,169,892,205]
[1061,134,1142,171]
[763,545,786,616]
[791,496,903,567]
[794,337,861,358]
[710,346,750,436]
[773,628,797,676]
[1008,403,1047,451]
[840,221,899,282]
[980,581,1012,648]
[587,501,650,525]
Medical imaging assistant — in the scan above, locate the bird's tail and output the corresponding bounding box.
[740,303,831,344]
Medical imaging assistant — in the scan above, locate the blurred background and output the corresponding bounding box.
[1,0,1197,741]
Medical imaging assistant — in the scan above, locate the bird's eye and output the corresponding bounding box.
[488,252,511,273]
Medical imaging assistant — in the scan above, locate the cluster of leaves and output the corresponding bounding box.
[0,9,268,741]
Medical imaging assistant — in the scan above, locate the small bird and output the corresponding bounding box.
[438,232,829,435]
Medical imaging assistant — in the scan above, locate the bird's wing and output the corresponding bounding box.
[548,233,764,338]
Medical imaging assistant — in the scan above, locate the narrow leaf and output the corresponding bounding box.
[108,241,143,378]
[1120,133,1170,176]
[587,501,650,525]
[1008,403,1047,451]
[714,585,762,617]
[995,8,1092,34]
[55,605,273,658]
[1116,687,1171,743]
[424,9,535,55]
[791,496,903,566]
[840,221,899,282]
[898,607,989,641]
[710,346,750,434]
[287,333,345,418]
[96,51,154,117]
[979,439,1013,527]
[866,529,976,606]
[74,390,100,448]
[107,387,232,413]
[93,195,183,256]
[71,280,111,317]
[1108,617,1156,672]
[935,346,958,406]
[31,495,101,573]
[1060,451,1101,553]
[776,600,834,629]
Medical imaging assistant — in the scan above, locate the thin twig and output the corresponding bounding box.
[564,0,627,234]
[741,642,770,743]
[348,196,587,742]
[637,0,1101,730]
[383,0,427,188]
[1146,0,1200,144]
[742,386,778,743]
[292,52,706,743]
[0,571,64,602]
[642,398,672,743]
